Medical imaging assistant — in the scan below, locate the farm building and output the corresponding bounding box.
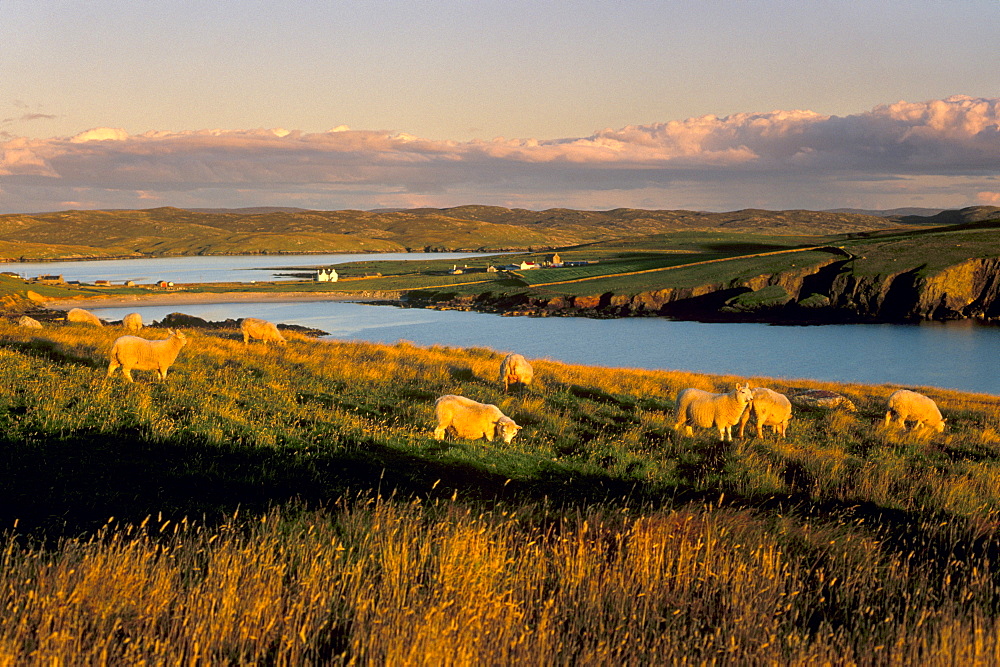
[315,268,339,282]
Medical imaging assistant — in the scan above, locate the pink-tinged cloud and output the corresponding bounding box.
[1,95,999,213]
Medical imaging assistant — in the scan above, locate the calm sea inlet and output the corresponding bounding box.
[9,254,1000,396]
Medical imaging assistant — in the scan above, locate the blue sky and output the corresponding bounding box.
[2,0,998,213]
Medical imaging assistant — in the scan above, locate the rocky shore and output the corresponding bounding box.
[402,255,1000,324]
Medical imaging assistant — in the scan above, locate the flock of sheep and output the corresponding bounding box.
[440,351,946,444]
[28,307,949,443]
[672,383,945,443]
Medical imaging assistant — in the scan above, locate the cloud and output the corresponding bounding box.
[2,95,999,212]
[69,127,129,143]
[1,112,59,126]
[977,191,1000,204]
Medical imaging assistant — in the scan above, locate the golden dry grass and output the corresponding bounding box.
[3,319,1000,662]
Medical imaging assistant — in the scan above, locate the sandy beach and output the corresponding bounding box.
[42,290,399,310]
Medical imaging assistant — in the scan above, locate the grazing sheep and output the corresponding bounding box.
[241,317,287,345]
[66,307,103,327]
[499,353,534,392]
[17,315,42,329]
[885,389,946,433]
[738,387,793,439]
[122,312,143,333]
[674,383,755,442]
[433,394,522,444]
[107,329,188,383]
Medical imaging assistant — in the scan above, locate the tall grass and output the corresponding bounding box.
[4,500,1000,664]
[2,320,1000,662]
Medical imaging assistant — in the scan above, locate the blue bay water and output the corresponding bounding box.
[12,253,999,395]
[84,300,1000,396]
[2,252,488,284]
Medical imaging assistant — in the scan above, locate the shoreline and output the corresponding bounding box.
[41,290,397,310]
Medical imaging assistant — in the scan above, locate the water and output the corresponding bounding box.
[2,252,490,284]
[17,254,999,395]
[84,300,1000,396]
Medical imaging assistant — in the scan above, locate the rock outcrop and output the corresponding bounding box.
[404,255,1000,324]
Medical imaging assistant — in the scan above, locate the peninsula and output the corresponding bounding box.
[3,205,1000,324]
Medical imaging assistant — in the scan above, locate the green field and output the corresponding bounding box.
[6,218,1000,327]
[0,205,931,261]
[3,320,1000,661]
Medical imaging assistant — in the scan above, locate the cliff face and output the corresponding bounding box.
[915,258,1000,320]
[406,256,1000,323]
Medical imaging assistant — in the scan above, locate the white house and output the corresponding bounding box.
[316,268,339,282]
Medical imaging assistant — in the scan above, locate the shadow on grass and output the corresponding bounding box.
[0,426,665,539]
[1,337,103,369]
[704,242,804,254]
[5,424,1000,608]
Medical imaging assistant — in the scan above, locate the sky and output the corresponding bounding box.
[1,0,998,214]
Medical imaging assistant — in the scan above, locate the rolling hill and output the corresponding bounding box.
[0,205,934,261]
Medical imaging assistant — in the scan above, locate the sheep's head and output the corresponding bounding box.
[735,383,754,405]
[167,329,188,347]
[495,416,522,444]
[934,418,947,433]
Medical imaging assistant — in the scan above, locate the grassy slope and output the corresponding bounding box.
[840,224,1000,278]
[4,223,1000,324]
[352,223,1000,303]
[0,206,915,260]
[3,321,1000,661]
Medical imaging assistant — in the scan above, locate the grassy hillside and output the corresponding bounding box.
[372,221,1000,321]
[0,206,920,261]
[4,217,999,326]
[2,320,1000,661]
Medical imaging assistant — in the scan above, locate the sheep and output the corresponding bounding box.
[738,387,793,439]
[107,329,188,383]
[17,315,42,329]
[885,389,946,433]
[433,394,522,444]
[499,353,534,393]
[66,307,103,327]
[241,317,287,345]
[674,383,755,442]
[122,312,143,333]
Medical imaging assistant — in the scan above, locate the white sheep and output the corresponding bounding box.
[107,329,188,383]
[66,307,103,327]
[738,387,792,439]
[499,353,534,392]
[122,312,143,333]
[433,394,522,443]
[674,383,755,442]
[17,315,42,329]
[885,389,946,433]
[241,317,287,345]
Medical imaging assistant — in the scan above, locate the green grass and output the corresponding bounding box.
[9,221,1000,326]
[4,321,1000,660]
[0,206,920,261]
[840,227,1000,278]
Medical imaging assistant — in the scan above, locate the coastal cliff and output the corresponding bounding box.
[405,255,1000,323]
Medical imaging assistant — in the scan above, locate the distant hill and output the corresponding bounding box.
[827,207,948,218]
[896,206,1000,226]
[0,205,977,262]
[184,207,315,215]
